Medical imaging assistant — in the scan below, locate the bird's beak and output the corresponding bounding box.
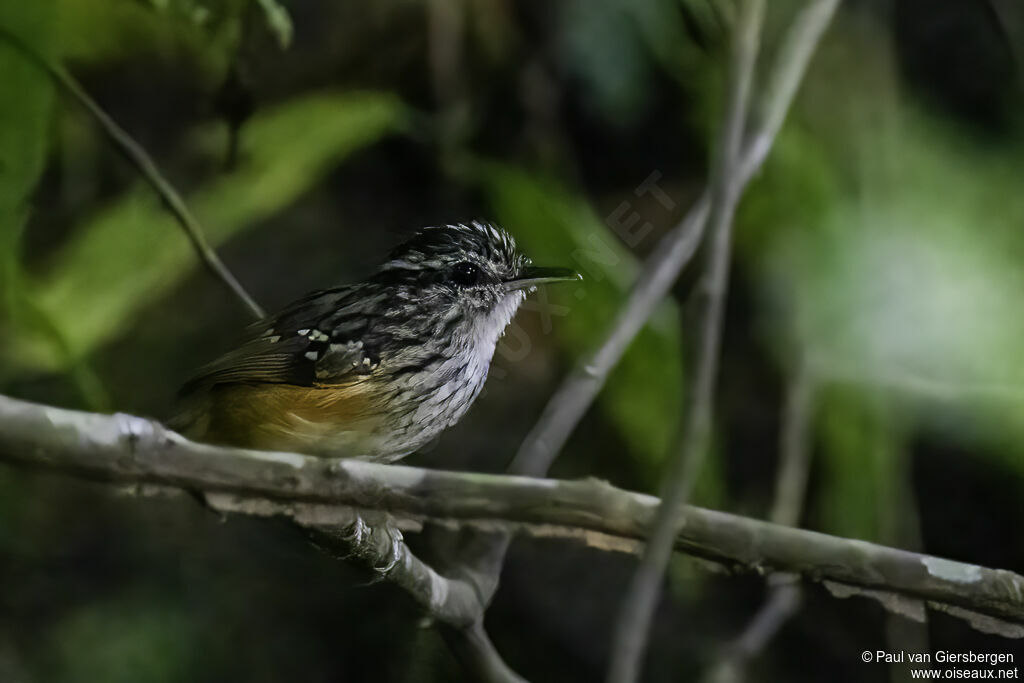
[502,266,582,292]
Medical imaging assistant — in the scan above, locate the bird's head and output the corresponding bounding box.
[375,222,579,330]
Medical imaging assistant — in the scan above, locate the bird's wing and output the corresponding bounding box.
[178,285,382,396]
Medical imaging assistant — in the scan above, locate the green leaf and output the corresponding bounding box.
[255,0,292,49]
[57,0,243,79]
[9,91,407,374]
[0,1,98,402]
[0,1,57,313]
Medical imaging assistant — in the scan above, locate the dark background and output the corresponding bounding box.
[2,0,1024,681]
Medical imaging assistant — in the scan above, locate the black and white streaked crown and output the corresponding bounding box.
[380,222,529,278]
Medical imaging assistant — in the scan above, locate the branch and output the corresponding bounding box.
[0,25,525,679]
[0,393,1022,635]
[440,622,528,683]
[607,2,766,680]
[705,576,803,683]
[0,28,528,676]
[703,364,817,683]
[769,365,817,529]
[462,9,842,674]
[608,3,841,680]
[204,492,486,627]
[0,27,266,320]
[509,0,841,479]
[507,194,709,476]
[298,514,523,682]
[735,0,843,187]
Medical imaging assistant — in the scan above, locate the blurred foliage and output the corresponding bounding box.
[5,91,407,377]
[739,14,1024,545]
[253,0,292,49]
[47,595,196,683]
[816,388,905,542]
[476,160,685,479]
[2,0,1024,681]
[58,0,292,73]
[0,1,56,330]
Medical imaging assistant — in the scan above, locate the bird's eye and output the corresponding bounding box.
[450,261,482,286]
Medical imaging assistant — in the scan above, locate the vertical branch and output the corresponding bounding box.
[702,363,818,683]
[735,0,842,186]
[509,0,841,478]
[770,363,817,529]
[447,0,839,674]
[606,2,766,681]
[711,578,803,683]
[871,394,930,682]
[430,526,521,681]
[607,0,842,678]
[490,1,841,678]
[986,0,1024,91]
[427,0,470,155]
[427,0,466,107]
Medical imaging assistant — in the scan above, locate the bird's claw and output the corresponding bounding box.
[372,525,404,576]
[335,511,403,579]
[341,514,371,546]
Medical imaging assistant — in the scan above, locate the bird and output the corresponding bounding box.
[170,221,580,462]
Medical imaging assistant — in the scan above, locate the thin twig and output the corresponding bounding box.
[705,576,802,683]
[440,622,528,683]
[607,3,766,680]
[871,393,931,679]
[985,0,1024,91]
[427,0,466,107]
[508,193,710,476]
[735,0,842,187]
[207,491,487,626]
[509,0,842,478]
[0,27,266,320]
[603,1,841,677]
[770,364,817,529]
[0,25,522,678]
[1,393,1022,632]
[703,364,817,683]
[465,0,840,671]
[204,484,518,681]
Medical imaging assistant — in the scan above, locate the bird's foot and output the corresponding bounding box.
[332,510,404,578]
[370,522,404,577]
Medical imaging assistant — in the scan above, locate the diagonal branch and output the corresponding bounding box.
[508,194,709,476]
[608,2,767,680]
[1,393,1022,635]
[459,16,843,673]
[440,622,528,683]
[0,27,266,320]
[510,0,841,479]
[204,491,487,627]
[0,23,524,679]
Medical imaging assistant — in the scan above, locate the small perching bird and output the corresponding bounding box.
[171,222,580,462]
